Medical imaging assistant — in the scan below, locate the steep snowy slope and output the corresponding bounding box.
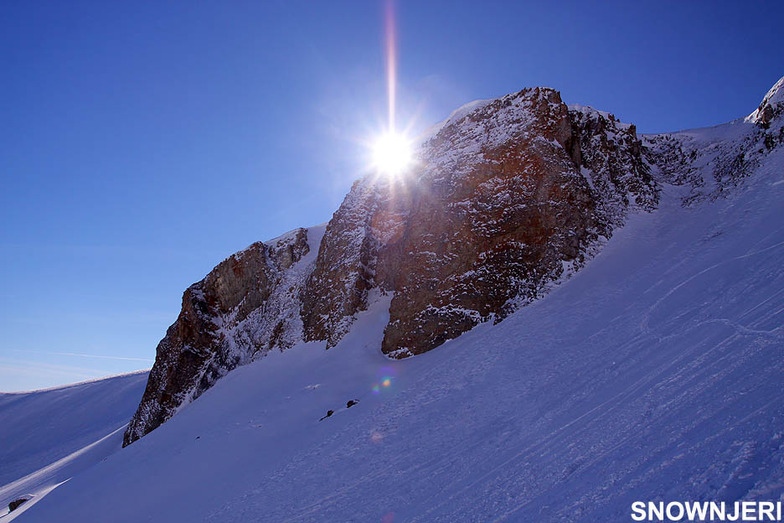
[15,114,784,520]
[0,371,147,520]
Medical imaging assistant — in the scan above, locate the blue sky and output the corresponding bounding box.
[2,0,783,392]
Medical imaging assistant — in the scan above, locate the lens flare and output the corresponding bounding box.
[371,375,394,395]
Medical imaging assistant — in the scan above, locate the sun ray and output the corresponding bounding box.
[385,0,397,133]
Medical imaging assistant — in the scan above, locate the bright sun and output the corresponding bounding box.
[372,132,413,178]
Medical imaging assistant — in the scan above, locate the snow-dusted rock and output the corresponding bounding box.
[304,88,657,358]
[125,77,783,446]
[645,75,784,204]
[747,75,784,127]
[124,227,324,446]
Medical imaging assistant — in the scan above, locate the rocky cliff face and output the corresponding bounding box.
[304,88,657,358]
[124,77,783,446]
[124,227,323,446]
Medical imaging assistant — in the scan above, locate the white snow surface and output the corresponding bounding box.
[8,111,784,521]
[0,371,148,520]
[416,98,493,145]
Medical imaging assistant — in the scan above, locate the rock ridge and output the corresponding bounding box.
[124,78,782,445]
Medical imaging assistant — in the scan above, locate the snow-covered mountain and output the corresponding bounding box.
[4,76,784,522]
[125,86,661,446]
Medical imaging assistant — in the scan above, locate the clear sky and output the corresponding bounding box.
[2,0,783,392]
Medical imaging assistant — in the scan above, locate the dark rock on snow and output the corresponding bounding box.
[9,497,30,512]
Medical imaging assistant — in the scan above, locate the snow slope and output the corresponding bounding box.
[0,372,147,520]
[13,118,784,521]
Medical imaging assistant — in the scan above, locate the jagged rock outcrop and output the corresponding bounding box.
[301,88,656,357]
[124,227,321,446]
[381,90,658,357]
[300,178,408,348]
[125,77,783,445]
[747,76,784,128]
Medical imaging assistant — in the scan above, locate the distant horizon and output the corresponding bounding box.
[2,0,784,391]
[0,368,149,395]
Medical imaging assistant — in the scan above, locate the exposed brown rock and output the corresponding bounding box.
[126,86,661,445]
[748,76,784,128]
[301,88,656,357]
[123,229,313,446]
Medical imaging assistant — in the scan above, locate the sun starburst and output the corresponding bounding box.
[372,132,413,178]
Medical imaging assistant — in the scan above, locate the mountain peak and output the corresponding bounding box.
[746,75,784,126]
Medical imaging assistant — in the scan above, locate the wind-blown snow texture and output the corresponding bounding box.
[11,76,784,522]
